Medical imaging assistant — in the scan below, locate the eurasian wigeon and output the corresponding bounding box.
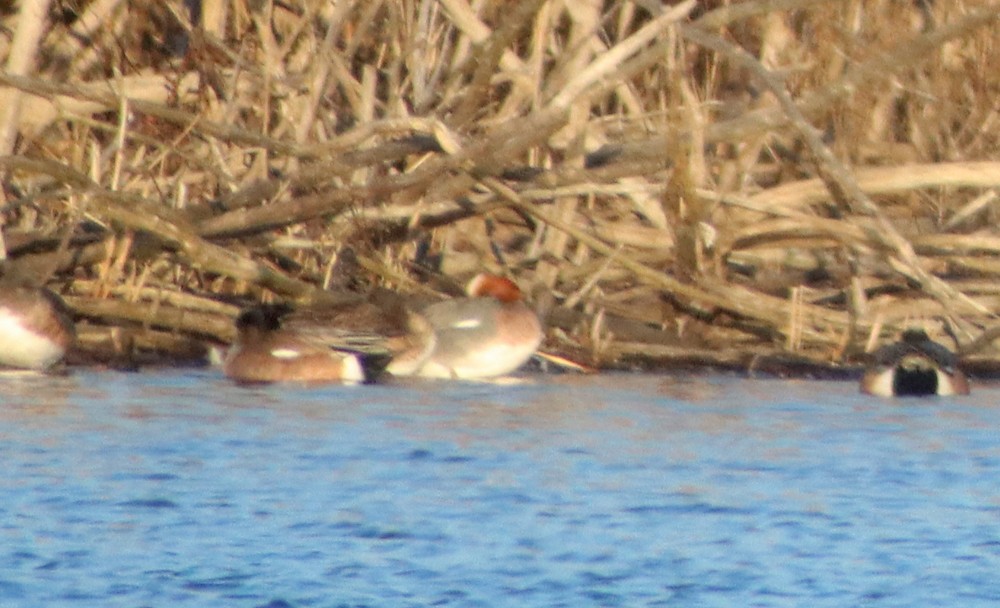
[0,284,76,371]
[223,304,383,384]
[860,328,970,397]
[390,273,543,379]
[279,288,436,375]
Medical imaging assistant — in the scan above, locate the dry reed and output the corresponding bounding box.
[0,0,999,374]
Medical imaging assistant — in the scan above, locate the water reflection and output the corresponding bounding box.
[0,371,82,418]
[3,369,1000,606]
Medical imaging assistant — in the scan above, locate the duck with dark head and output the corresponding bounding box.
[223,303,391,385]
[860,328,969,397]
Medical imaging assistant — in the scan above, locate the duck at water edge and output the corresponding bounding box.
[389,273,543,380]
[223,304,385,385]
[860,328,969,397]
[0,283,76,371]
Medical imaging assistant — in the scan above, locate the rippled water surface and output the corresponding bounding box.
[2,369,1000,607]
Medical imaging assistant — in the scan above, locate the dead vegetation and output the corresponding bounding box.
[1,0,1000,375]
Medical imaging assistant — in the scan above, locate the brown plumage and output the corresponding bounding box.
[0,284,76,370]
[223,304,374,384]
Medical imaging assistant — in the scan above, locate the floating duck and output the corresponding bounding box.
[223,304,384,384]
[390,273,543,379]
[860,328,969,397]
[0,284,76,371]
[279,287,435,375]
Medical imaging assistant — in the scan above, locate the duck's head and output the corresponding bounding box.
[235,303,294,333]
[466,274,523,303]
[900,327,932,345]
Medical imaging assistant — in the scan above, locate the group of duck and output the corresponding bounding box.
[0,273,973,397]
[222,273,543,384]
[0,273,543,385]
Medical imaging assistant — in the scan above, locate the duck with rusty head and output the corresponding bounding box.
[389,273,543,380]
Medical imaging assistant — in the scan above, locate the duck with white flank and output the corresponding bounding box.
[390,273,543,380]
[223,304,381,384]
[224,287,435,385]
[0,283,76,371]
[860,329,969,397]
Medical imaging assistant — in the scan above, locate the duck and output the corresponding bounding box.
[389,273,543,379]
[0,283,76,371]
[222,304,386,384]
[279,287,436,375]
[860,328,970,397]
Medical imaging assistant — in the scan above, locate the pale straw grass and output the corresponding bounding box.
[0,0,998,372]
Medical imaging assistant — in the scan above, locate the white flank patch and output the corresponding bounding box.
[935,369,956,396]
[206,345,226,367]
[451,317,482,329]
[269,348,302,360]
[864,369,895,397]
[0,310,62,370]
[340,355,365,383]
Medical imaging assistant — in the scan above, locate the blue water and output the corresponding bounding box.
[1,370,1000,607]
